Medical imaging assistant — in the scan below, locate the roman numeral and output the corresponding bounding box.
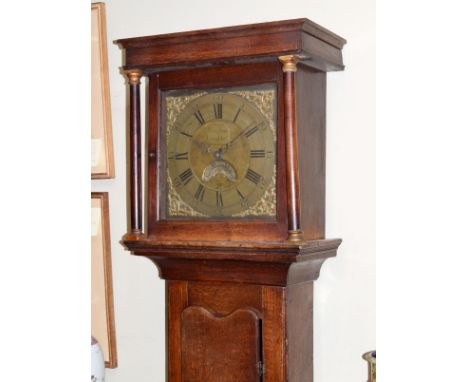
[236,188,245,200]
[213,103,223,119]
[193,110,205,125]
[233,107,242,123]
[237,188,249,209]
[178,130,193,138]
[194,184,205,201]
[177,168,193,186]
[216,191,223,207]
[243,122,263,138]
[170,152,188,160]
[250,149,265,158]
[245,168,262,185]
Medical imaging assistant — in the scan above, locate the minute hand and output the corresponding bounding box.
[221,121,264,153]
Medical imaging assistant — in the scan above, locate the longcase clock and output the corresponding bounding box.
[116,18,346,382]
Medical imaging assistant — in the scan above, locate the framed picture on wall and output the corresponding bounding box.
[91,192,118,368]
[91,2,115,179]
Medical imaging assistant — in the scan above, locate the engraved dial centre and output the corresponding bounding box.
[190,120,250,192]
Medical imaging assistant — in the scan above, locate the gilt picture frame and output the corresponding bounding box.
[91,2,115,179]
[91,192,117,368]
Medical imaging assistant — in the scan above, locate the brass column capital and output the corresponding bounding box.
[124,69,144,85]
[278,55,301,73]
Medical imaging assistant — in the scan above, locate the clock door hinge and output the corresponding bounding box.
[257,361,264,377]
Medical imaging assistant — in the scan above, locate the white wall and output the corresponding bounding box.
[91,0,375,381]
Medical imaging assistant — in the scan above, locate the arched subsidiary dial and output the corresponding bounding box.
[167,93,276,217]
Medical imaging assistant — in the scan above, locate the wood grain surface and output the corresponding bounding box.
[181,307,261,382]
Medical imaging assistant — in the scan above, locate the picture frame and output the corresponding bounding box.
[91,2,115,179]
[91,192,117,368]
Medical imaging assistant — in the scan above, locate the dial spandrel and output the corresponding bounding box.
[165,86,276,218]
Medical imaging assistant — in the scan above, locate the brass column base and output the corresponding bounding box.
[287,229,304,242]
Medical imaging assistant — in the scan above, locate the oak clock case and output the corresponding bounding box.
[117,18,346,382]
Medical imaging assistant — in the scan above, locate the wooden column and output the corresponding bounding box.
[278,55,304,242]
[124,69,144,234]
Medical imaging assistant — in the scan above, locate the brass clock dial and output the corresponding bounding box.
[166,88,276,218]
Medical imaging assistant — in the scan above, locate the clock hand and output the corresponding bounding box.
[194,121,264,160]
[220,121,265,154]
[218,130,246,154]
[192,139,225,157]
